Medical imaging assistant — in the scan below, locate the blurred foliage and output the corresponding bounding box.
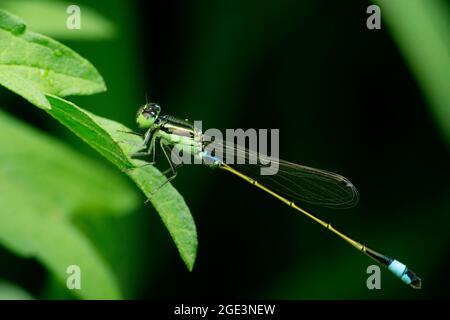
[374,0,450,145]
[0,109,134,299]
[1,0,115,40]
[0,281,34,300]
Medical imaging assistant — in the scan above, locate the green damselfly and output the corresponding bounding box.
[128,102,421,289]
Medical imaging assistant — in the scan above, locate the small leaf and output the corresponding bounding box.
[0,9,106,109]
[45,95,198,271]
[0,110,140,299]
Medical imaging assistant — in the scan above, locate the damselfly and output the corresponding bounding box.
[128,102,421,289]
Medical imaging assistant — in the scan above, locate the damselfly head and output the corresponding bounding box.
[136,103,161,129]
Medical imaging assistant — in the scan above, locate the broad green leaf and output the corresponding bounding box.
[2,1,115,40]
[0,281,34,300]
[0,9,106,109]
[0,109,140,299]
[45,95,198,271]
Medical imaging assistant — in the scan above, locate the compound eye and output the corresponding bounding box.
[151,103,161,114]
[143,111,152,119]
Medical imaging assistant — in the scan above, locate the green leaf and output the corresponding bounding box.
[45,95,198,271]
[2,1,115,41]
[0,9,106,109]
[0,68,50,109]
[0,110,141,299]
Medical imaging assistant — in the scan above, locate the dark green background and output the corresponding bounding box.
[1,0,449,299]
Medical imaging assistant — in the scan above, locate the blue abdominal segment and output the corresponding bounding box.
[388,260,411,284]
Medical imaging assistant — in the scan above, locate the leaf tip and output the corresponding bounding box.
[182,244,198,272]
[0,9,27,35]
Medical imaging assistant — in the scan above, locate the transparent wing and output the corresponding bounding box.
[203,137,359,209]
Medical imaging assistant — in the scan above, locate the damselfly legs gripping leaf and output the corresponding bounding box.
[127,102,421,289]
